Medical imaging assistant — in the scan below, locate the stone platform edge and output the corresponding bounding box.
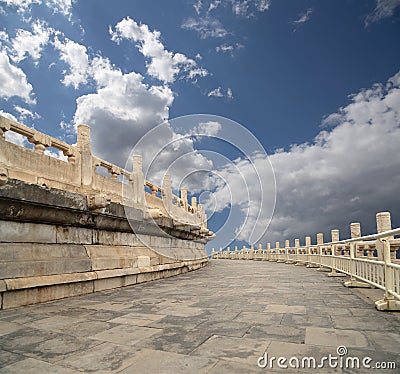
[0,257,208,310]
[0,179,209,310]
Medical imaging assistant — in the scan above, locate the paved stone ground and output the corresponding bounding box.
[1,259,399,373]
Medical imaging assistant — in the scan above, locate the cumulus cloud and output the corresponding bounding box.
[73,55,177,170]
[54,36,89,88]
[0,50,35,104]
[250,70,400,245]
[11,20,52,64]
[45,0,76,19]
[208,86,233,99]
[366,0,400,25]
[181,17,228,39]
[110,17,208,83]
[203,72,400,247]
[1,0,76,19]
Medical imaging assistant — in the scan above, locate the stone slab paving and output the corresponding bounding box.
[1,259,400,373]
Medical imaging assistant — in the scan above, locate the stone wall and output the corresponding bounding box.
[0,115,212,309]
[0,180,208,309]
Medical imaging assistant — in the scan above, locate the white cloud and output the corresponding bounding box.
[208,87,223,97]
[199,71,400,247]
[182,17,228,39]
[208,86,233,99]
[231,0,250,17]
[208,0,221,13]
[54,36,89,89]
[0,49,35,104]
[253,70,400,245]
[256,0,271,12]
[1,0,40,14]
[44,147,68,161]
[45,0,76,19]
[292,8,313,31]
[194,0,202,15]
[111,17,207,83]
[229,0,271,17]
[190,121,222,136]
[1,0,75,19]
[215,42,244,57]
[366,0,400,25]
[73,55,174,167]
[73,58,215,192]
[11,20,52,64]
[14,105,41,121]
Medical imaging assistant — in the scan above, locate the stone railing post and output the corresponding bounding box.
[132,155,145,208]
[376,212,396,260]
[191,196,197,211]
[375,238,400,311]
[77,124,93,188]
[376,212,394,255]
[345,241,370,288]
[294,239,301,265]
[306,235,319,268]
[350,222,362,257]
[162,174,173,214]
[180,187,188,210]
[305,236,311,263]
[328,229,346,277]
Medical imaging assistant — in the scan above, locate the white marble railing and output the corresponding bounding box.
[211,211,400,311]
[0,115,212,234]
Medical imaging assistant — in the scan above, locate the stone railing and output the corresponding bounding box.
[0,115,214,238]
[211,211,400,311]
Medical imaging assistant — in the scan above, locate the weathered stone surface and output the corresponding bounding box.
[137,255,150,267]
[56,226,92,244]
[0,244,91,279]
[2,281,94,309]
[0,221,57,243]
[5,272,97,290]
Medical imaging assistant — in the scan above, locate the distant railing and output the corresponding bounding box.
[0,115,213,236]
[211,211,400,311]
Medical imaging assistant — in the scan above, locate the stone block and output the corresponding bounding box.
[0,244,91,279]
[56,226,93,244]
[2,281,94,309]
[5,271,98,290]
[91,258,137,271]
[137,271,161,283]
[137,256,150,267]
[94,277,124,292]
[0,220,56,243]
[95,268,139,279]
[7,169,37,183]
[95,230,138,246]
[124,274,137,286]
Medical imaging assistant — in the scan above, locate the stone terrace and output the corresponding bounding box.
[0,260,399,373]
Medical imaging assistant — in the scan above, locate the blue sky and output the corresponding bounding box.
[1,0,400,251]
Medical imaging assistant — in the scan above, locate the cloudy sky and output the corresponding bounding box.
[1,0,400,251]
